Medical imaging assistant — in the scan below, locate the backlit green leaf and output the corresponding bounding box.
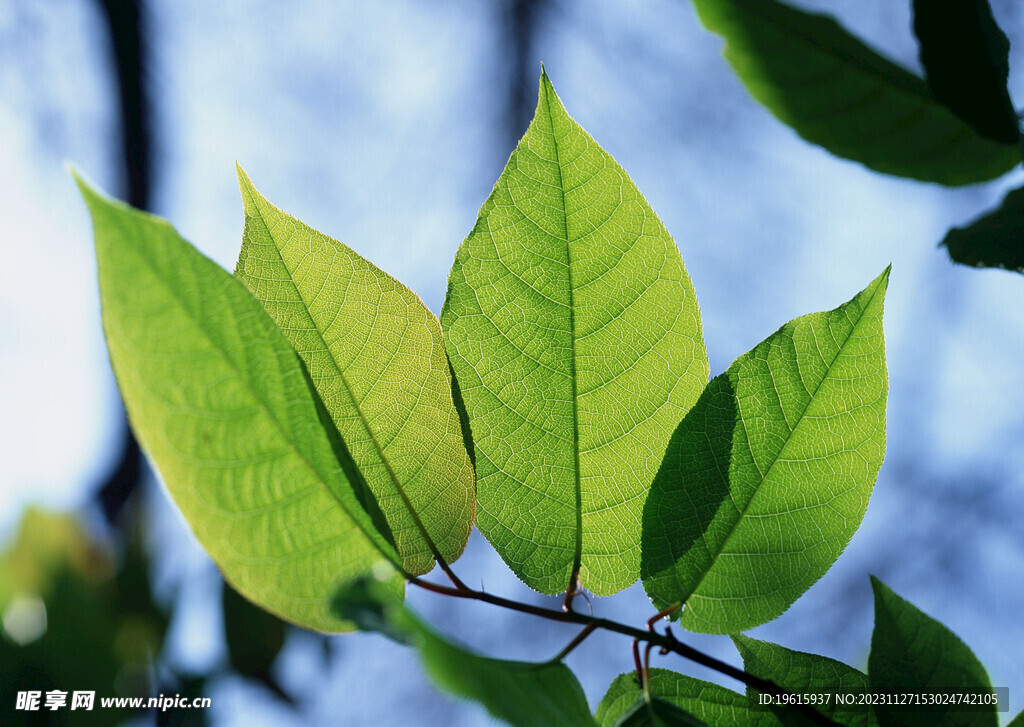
[611,698,708,727]
[733,635,874,726]
[869,577,998,727]
[441,70,709,596]
[912,0,1019,145]
[691,0,1019,185]
[642,269,889,633]
[234,168,475,576]
[940,185,1024,274]
[77,175,401,632]
[334,578,596,727]
[596,669,772,727]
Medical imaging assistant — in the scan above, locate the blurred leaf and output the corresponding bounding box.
[0,509,165,725]
[441,69,709,596]
[642,269,889,633]
[595,669,770,726]
[691,0,1019,185]
[235,168,476,575]
[940,186,1024,273]
[733,635,874,726]
[335,578,596,727]
[868,577,997,727]
[76,174,402,633]
[222,580,291,703]
[913,0,1019,145]
[1007,710,1024,726]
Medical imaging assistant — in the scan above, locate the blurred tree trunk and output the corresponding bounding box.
[92,0,153,524]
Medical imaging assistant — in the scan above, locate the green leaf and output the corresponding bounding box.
[912,0,1019,145]
[868,577,998,727]
[733,635,874,727]
[76,174,402,632]
[611,698,708,727]
[1007,710,1024,727]
[642,269,889,633]
[334,578,596,727]
[595,669,773,727]
[222,580,290,702]
[441,70,709,596]
[235,168,475,576]
[691,0,1019,185]
[940,185,1024,273]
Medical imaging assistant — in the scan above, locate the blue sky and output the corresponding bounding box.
[2,1,1023,723]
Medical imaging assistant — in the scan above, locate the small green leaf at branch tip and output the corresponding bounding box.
[940,186,1024,274]
[233,166,476,577]
[642,268,889,634]
[334,578,597,727]
[442,71,709,596]
[912,0,1019,145]
[76,173,402,632]
[595,669,763,727]
[691,0,1019,185]
[869,577,998,727]
[732,634,873,726]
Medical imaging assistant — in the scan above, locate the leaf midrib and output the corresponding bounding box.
[111,212,394,566]
[540,80,584,592]
[683,279,884,607]
[241,189,444,568]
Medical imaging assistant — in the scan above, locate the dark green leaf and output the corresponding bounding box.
[596,669,774,727]
[642,270,889,633]
[941,186,1024,273]
[733,635,874,726]
[869,577,998,727]
[335,578,596,727]
[913,0,1019,145]
[612,697,708,727]
[222,580,290,702]
[691,0,1019,185]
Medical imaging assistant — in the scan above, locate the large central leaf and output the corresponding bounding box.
[442,71,708,595]
[77,177,401,632]
[234,169,475,575]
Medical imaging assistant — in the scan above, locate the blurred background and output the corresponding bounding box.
[2,0,1023,724]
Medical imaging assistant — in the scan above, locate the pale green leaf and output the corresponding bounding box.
[642,269,889,633]
[441,70,709,595]
[733,635,874,726]
[234,169,475,575]
[595,669,775,727]
[335,578,596,727]
[76,175,401,632]
[692,0,1019,185]
[869,577,998,727]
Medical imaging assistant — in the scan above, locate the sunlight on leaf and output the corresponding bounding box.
[76,174,401,632]
[642,269,889,633]
[234,168,475,575]
[442,70,709,596]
